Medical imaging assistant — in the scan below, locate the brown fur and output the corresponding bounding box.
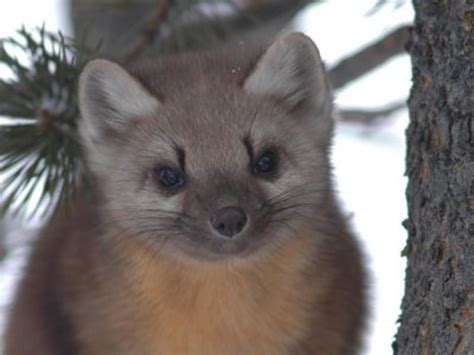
[5,195,365,355]
[4,33,366,354]
[75,225,317,354]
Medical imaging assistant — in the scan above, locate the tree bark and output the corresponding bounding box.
[395,1,474,354]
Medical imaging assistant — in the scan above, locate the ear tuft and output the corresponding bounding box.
[244,32,331,114]
[78,59,160,143]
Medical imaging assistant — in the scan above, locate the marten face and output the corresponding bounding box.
[79,33,334,261]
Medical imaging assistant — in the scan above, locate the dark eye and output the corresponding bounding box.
[154,166,184,188]
[253,151,278,175]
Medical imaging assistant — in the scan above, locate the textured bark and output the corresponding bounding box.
[395,1,474,354]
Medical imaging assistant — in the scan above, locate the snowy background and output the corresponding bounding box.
[0,1,412,354]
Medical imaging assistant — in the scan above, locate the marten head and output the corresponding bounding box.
[78,32,334,261]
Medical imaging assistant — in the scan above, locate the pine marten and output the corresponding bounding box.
[4,32,367,355]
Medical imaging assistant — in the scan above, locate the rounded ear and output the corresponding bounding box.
[78,59,161,143]
[243,32,332,116]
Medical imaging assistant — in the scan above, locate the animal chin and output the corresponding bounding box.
[167,230,262,262]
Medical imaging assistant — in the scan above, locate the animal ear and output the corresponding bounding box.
[244,32,331,115]
[78,59,161,142]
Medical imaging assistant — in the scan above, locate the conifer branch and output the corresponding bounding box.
[0,27,97,217]
[123,0,173,63]
[338,101,406,124]
[328,25,410,90]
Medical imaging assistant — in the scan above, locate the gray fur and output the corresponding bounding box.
[78,32,336,260]
[244,32,332,119]
[79,59,161,146]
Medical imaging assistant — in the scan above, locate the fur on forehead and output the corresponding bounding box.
[78,32,334,177]
[144,33,332,145]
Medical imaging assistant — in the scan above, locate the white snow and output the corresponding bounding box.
[0,1,413,354]
[296,1,413,354]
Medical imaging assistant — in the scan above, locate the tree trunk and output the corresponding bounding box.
[395,1,474,354]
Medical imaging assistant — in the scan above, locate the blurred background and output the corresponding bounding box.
[0,1,412,354]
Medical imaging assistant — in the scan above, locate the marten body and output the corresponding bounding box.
[5,33,366,354]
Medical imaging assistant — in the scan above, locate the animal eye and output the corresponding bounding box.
[154,166,184,188]
[253,151,278,175]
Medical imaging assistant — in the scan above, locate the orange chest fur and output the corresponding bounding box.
[113,231,319,355]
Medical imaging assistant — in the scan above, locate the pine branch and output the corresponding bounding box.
[0,27,97,217]
[328,25,410,90]
[123,0,173,63]
[338,101,406,125]
[155,0,313,54]
[368,0,406,15]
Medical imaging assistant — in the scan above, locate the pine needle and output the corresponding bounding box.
[0,27,97,218]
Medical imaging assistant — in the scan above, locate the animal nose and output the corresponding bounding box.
[210,206,248,238]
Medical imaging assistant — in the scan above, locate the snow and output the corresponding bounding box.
[0,244,30,338]
[332,116,408,355]
[0,1,413,354]
[295,2,413,353]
